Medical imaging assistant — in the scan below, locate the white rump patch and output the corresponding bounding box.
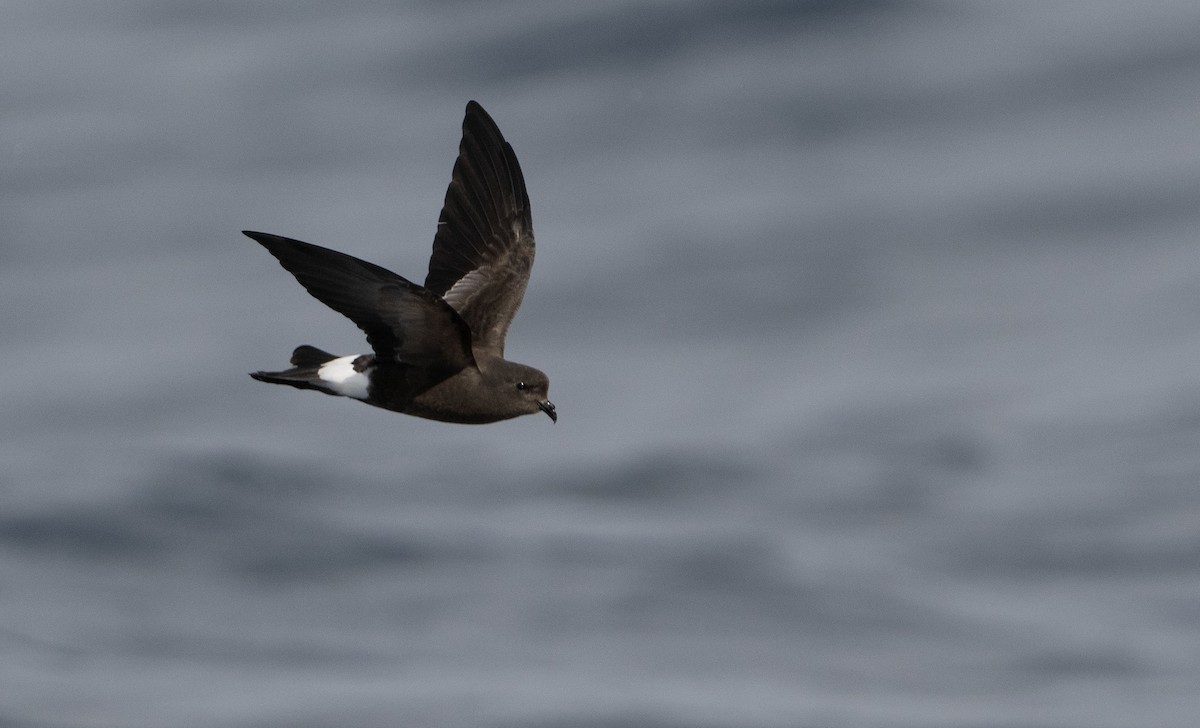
[317,356,371,400]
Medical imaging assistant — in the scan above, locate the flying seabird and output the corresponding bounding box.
[245,101,555,424]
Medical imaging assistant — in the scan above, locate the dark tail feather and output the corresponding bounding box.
[289,345,337,367]
[250,345,340,395]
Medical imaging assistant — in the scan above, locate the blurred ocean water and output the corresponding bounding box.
[3,1,1200,726]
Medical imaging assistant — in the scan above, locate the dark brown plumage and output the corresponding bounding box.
[246,101,555,424]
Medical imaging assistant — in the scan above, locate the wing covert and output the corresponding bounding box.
[424,101,535,358]
[246,231,474,371]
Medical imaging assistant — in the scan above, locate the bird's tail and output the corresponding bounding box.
[250,345,341,395]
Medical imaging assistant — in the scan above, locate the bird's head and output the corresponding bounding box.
[497,362,555,423]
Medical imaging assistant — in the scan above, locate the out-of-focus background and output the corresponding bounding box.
[3,2,1200,726]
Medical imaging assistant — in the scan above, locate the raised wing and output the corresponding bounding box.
[424,101,535,359]
[245,231,474,371]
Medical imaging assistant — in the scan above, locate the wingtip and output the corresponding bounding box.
[243,230,288,251]
[464,100,497,127]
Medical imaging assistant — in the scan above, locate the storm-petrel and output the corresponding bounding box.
[245,101,555,424]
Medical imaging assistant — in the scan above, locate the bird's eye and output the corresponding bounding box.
[516,382,527,391]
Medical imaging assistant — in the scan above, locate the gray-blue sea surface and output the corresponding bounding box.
[3,2,1200,726]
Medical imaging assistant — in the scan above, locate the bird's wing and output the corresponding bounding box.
[246,231,474,371]
[424,101,535,359]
